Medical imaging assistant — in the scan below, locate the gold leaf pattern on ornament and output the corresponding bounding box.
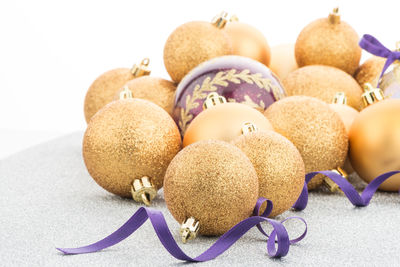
[180,69,276,133]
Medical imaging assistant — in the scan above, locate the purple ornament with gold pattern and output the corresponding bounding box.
[173,55,286,134]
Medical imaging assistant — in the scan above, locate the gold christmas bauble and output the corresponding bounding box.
[233,130,305,217]
[83,98,181,201]
[84,59,151,123]
[164,140,258,236]
[114,76,176,115]
[163,14,232,83]
[283,65,364,110]
[264,96,348,189]
[269,44,298,80]
[183,98,273,147]
[224,18,271,66]
[354,56,386,88]
[329,93,360,174]
[349,98,400,191]
[295,8,361,75]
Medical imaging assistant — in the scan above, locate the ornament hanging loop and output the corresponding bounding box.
[180,217,200,243]
[211,11,228,29]
[203,92,227,110]
[328,7,340,24]
[119,86,133,100]
[131,176,157,206]
[241,122,258,135]
[131,58,151,77]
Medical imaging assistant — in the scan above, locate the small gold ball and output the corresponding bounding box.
[349,99,400,191]
[224,21,271,66]
[354,56,386,88]
[265,96,348,189]
[84,68,136,123]
[83,99,182,197]
[295,16,361,75]
[283,65,364,110]
[183,102,273,147]
[114,76,176,115]
[163,21,232,83]
[232,131,305,217]
[164,140,258,236]
[269,44,298,80]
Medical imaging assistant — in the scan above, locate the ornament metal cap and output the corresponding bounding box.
[241,122,258,135]
[332,92,347,104]
[131,176,157,206]
[119,86,133,100]
[323,167,348,193]
[229,14,239,22]
[362,83,385,107]
[180,217,200,243]
[203,92,227,110]
[211,11,228,28]
[328,7,340,24]
[131,58,151,77]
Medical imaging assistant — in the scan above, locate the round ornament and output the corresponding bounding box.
[114,76,176,115]
[264,96,348,190]
[295,8,361,75]
[269,43,298,79]
[224,15,271,66]
[164,139,258,240]
[83,98,181,205]
[354,56,386,88]
[283,65,364,110]
[349,86,400,191]
[233,125,305,217]
[84,58,151,123]
[174,55,285,134]
[329,92,360,176]
[163,12,232,83]
[183,93,273,147]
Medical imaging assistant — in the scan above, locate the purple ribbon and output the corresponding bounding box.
[293,170,400,210]
[57,197,307,261]
[359,34,400,87]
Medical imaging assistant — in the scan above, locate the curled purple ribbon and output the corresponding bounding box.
[57,197,307,261]
[359,34,400,87]
[293,170,400,210]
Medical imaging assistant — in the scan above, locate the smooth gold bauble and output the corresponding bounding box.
[164,140,258,236]
[329,102,359,174]
[354,56,386,88]
[295,11,361,75]
[265,96,348,189]
[83,99,182,197]
[269,44,298,80]
[224,21,271,66]
[283,65,364,110]
[349,99,400,191]
[183,102,273,147]
[163,21,232,83]
[233,131,305,217]
[84,68,138,123]
[114,76,176,115]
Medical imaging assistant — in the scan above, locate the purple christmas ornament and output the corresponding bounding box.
[173,56,286,134]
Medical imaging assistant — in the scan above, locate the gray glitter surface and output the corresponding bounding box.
[1,132,399,266]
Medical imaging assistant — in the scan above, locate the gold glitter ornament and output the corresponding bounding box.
[114,76,176,115]
[83,98,181,205]
[264,96,348,190]
[354,56,386,88]
[295,8,361,75]
[163,12,232,83]
[84,58,151,123]
[164,140,258,238]
[183,93,273,147]
[232,126,305,217]
[283,65,364,110]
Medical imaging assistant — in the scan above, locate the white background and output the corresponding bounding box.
[0,0,399,157]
